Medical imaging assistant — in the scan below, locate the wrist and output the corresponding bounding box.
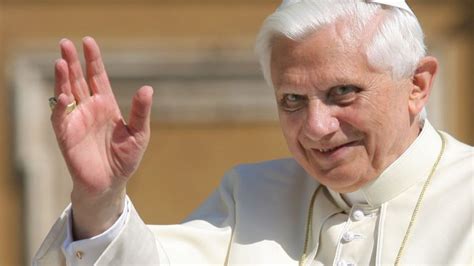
[71,187,126,240]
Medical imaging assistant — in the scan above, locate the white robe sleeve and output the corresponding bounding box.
[60,198,130,266]
[33,169,237,265]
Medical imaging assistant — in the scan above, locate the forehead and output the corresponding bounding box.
[270,23,375,90]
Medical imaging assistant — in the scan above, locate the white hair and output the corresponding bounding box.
[256,0,426,82]
[255,0,428,120]
[255,0,426,121]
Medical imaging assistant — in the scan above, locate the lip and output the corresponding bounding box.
[312,140,361,159]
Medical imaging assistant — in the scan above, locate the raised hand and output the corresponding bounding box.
[51,37,153,239]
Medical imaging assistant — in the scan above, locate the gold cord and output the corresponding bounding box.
[394,131,446,265]
[299,185,323,266]
[300,132,446,266]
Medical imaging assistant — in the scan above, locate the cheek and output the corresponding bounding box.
[278,112,304,145]
[336,103,376,135]
[346,92,391,131]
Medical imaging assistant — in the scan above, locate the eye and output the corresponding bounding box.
[279,93,307,112]
[328,85,360,104]
[333,86,356,95]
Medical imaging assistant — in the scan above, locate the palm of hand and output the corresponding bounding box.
[58,96,139,193]
[52,37,152,196]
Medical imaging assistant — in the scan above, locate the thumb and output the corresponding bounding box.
[128,86,153,137]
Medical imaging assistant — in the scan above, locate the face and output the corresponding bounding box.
[270,23,421,193]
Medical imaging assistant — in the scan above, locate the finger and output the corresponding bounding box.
[128,86,153,137]
[50,93,73,127]
[54,59,74,101]
[60,38,90,102]
[83,36,112,95]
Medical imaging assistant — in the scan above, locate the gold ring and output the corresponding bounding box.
[49,97,58,111]
[66,100,77,114]
[49,97,77,114]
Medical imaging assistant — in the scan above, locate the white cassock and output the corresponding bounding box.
[33,120,473,265]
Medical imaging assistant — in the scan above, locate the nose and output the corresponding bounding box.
[302,99,339,141]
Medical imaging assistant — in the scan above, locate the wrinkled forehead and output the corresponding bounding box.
[281,7,387,50]
[269,9,388,79]
[270,18,373,64]
[271,22,353,61]
[270,26,379,90]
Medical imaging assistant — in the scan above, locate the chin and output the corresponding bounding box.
[321,175,362,192]
[307,164,366,192]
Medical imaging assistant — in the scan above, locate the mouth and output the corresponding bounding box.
[315,140,360,154]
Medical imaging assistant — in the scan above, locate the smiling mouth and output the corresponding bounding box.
[316,141,360,153]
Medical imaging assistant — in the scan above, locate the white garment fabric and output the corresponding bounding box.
[61,198,129,266]
[366,0,414,15]
[34,121,474,265]
[279,0,415,15]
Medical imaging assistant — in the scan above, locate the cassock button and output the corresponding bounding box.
[352,209,365,221]
[338,260,357,266]
[337,259,348,266]
[75,251,83,260]
[342,231,355,242]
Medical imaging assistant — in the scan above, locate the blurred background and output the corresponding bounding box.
[0,0,472,264]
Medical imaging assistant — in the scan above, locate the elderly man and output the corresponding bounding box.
[34,0,472,265]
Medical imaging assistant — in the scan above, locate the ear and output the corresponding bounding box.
[408,56,439,116]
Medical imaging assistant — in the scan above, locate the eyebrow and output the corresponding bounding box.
[275,77,360,93]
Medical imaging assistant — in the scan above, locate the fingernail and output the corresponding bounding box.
[59,38,69,45]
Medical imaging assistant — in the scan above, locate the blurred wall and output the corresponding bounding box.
[0,0,472,265]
